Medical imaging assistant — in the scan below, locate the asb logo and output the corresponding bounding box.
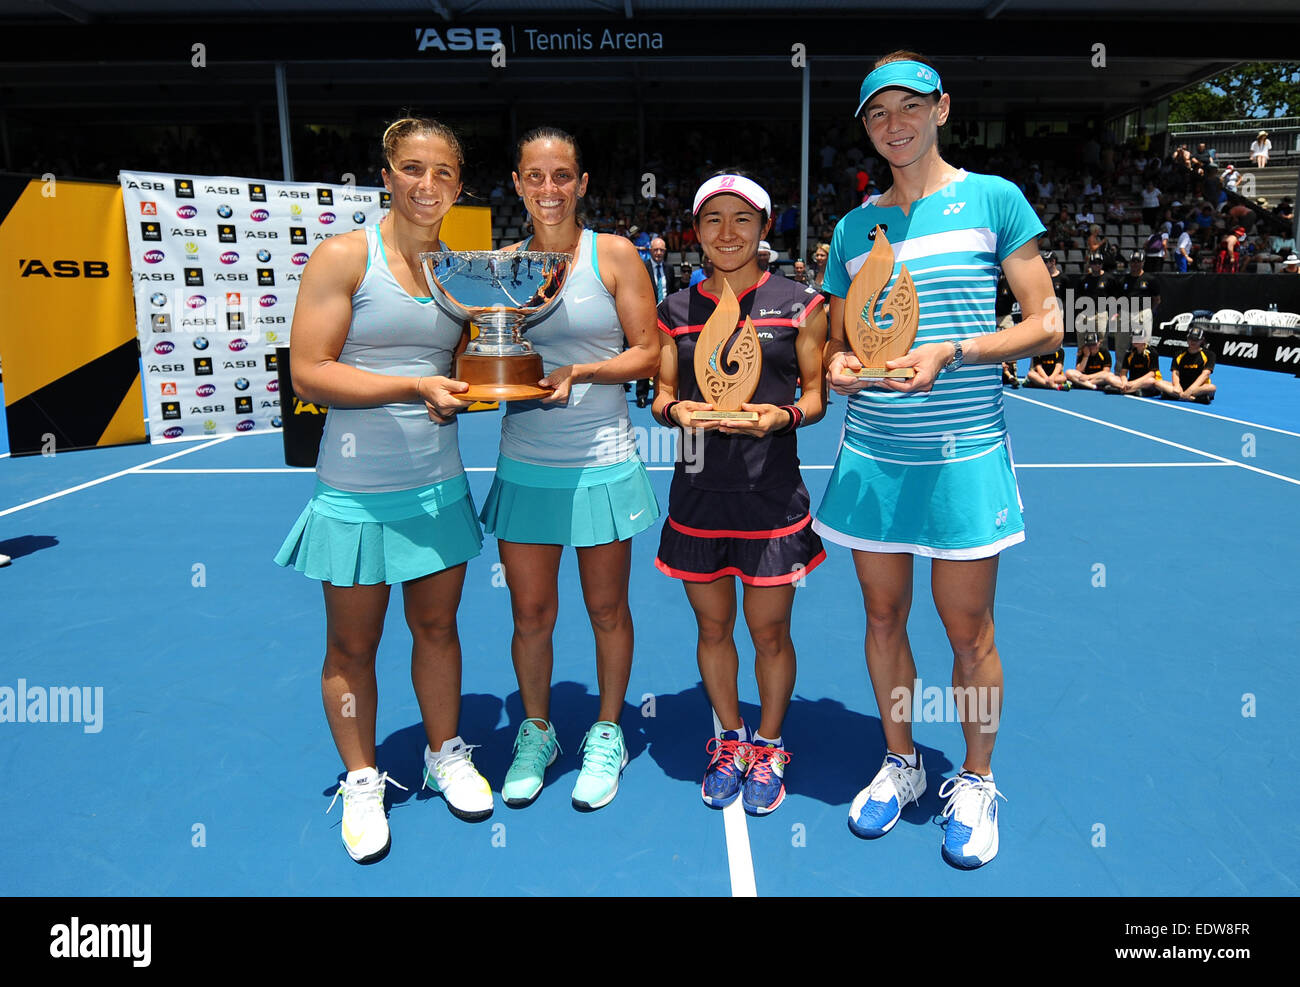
[290,227,307,244]
[352,211,366,224]
[153,340,175,354]
[185,267,203,286]
[150,292,168,307]
[144,249,164,264]
[220,251,239,264]
[229,338,249,351]
[319,212,336,225]
[193,336,210,350]
[256,249,272,263]
[139,201,157,216]
[196,383,217,397]
[292,252,310,265]
[251,209,270,222]
[257,269,275,286]
[259,294,277,307]
[175,179,195,198]
[317,189,334,205]
[236,420,256,432]
[163,426,185,439]
[177,205,198,219]
[249,184,267,201]
[267,378,280,392]
[140,222,161,240]
[194,357,214,375]
[217,204,234,219]
[234,377,250,390]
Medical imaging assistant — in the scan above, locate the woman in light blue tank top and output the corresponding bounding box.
[478,128,660,812]
[274,118,496,864]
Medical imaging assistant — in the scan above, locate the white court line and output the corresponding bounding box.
[1123,393,1300,438]
[711,709,757,898]
[0,436,235,518]
[1014,461,1233,469]
[1007,392,1300,488]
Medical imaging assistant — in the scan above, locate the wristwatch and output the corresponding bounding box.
[942,339,964,374]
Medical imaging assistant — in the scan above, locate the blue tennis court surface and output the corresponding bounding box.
[2,358,1298,896]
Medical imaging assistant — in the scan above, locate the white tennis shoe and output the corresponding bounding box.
[422,736,494,821]
[326,767,407,864]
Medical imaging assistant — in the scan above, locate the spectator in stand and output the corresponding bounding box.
[1107,198,1128,225]
[1035,173,1055,200]
[1281,253,1300,274]
[1191,143,1215,169]
[1082,175,1103,198]
[792,259,809,284]
[688,255,712,287]
[1085,225,1114,266]
[1140,180,1163,230]
[1075,204,1096,228]
[1024,343,1068,390]
[1103,328,1160,395]
[1155,325,1216,403]
[1042,250,1069,300]
[1143,227,1168,272]
[1221,163,1240,193]
[1066,327,1112,390]
[1251,131,1272,169]
[757,240,780,275]
[809,241,830,290]
[1173,222,1193,273]
[1215,226,1247,273]
[1193,202,1215,234]
[1049,208,1075,250]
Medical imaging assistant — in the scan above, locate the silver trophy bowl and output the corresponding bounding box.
[420,250,572,401]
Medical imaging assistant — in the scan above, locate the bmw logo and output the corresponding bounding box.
[234,377,250,390]
[193,336,209,350]
[271,416,283,428]
[352,211,366,224]
[217,204,233,218]
[256,249,271,263]
[150,292,168,307]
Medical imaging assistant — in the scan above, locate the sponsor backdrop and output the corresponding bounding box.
[120,171,490,442]
[0,176,145,456]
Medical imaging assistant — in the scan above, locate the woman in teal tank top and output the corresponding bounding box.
[481,128,660,812]
[275,118,494,864]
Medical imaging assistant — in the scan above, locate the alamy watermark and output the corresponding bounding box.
[889,678,1000,733]
[0,679,104,733]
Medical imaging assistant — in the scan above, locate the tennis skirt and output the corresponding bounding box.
[813,437,1025,560]
[274,473,483,586]
[479,454,660,546]
[655,477,826,586]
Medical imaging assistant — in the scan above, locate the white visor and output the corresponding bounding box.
[692,175,772,217]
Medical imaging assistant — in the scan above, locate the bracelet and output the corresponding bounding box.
[661,400,683,429]
[776,405,803,435]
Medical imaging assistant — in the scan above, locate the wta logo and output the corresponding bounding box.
[186,294,207,309]
[196,383,216,397]
[163,426,184,439]
[219,251,239,265]
[229,338,248,351]
[153,341,175,355]
[250,209,270,222]
[291,252,310,265]
[143,250,165,264]
[266,379,280,392]
[259,294,277,308]
[236,420,256,432]
[319,212,336,225]
[176,205,198,219]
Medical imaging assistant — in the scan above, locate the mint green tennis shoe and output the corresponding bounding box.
[502,719,561,808]
[571,721,629,811]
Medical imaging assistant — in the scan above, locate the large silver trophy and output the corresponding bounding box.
[421,250,571,401]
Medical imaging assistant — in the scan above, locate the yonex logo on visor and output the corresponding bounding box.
[855,60,944,117]
[692,175,772,217]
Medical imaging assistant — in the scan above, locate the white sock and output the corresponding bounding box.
[888,749,919,769]
[346,767,378,786]
[753,733,783,748]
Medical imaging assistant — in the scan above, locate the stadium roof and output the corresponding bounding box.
[0,2,1294,125]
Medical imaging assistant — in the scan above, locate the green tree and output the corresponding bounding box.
[1170,62,1300,122]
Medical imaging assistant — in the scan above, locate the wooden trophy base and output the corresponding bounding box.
[687,410,760,423]
[852,367,916,380]
[456,351,553,402]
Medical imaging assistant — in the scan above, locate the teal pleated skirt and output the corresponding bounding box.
[479,454,660,546]
[274,473,483,586]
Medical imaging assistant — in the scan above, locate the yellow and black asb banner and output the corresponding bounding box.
[0,176,145,455]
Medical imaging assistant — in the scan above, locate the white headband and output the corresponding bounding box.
[692,175,772,217]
